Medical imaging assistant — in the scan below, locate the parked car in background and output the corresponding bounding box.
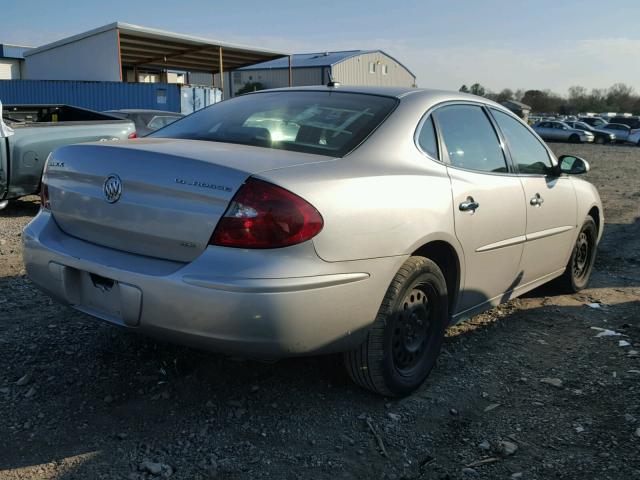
[532,120,595,143]
[24,87,603,397]
[579,117,608,128]
[627,128,640,146]
[565,121,616,144]
[0,104,135,208]
[104,109,184,136]
[609,116,640,130]
[597,123,631,142]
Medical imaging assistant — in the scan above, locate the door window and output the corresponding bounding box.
[491,109,552,175]
[434,105,507,173]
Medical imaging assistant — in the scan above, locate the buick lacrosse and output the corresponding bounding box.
[23,86,602,396]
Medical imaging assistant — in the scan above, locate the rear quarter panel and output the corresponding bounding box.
[256,94,463,264]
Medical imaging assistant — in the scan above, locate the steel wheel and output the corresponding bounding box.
[554,215,598,293]
[391,286,435,376]
[344,256,448,397]
[572,231,591,280]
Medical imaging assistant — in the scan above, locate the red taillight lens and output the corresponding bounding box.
[210,178,323,248]
[128,132,138,139]
[40,180,50,210]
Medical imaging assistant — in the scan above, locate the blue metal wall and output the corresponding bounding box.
[0,80,181,112]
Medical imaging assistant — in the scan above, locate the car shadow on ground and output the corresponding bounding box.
[0,196,40,218]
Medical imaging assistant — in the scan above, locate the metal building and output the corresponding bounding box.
[0,44,31,80]
[229,50,416,96]
[23,22,287,96]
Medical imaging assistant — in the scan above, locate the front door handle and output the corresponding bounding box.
[459,197,479,212]
[530,193,544,206]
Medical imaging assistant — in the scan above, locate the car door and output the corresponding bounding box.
[535,122,551,140]
[431,104,527,315]
[552,122,569,141]
[613,125,630,141]
[490,108,577,286]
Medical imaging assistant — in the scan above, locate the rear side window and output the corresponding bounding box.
[152,91,398,157]
[417,115,438,159]
[434,105,507,173]
[491,109,552,175]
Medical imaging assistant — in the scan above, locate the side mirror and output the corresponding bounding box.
[558,155,590,175]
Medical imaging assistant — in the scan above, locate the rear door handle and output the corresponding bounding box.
[459,197,479,212]
[530,193,544,206]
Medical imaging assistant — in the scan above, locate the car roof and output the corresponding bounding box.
[244,85,507,109]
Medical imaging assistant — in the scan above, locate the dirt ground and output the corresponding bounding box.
[1,143,639,480]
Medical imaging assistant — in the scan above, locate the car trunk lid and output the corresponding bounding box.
[46,138,332,262]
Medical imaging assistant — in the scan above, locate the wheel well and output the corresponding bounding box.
[412,241,460,313]
[588,206,600,234]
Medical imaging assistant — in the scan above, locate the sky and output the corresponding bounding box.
[3,0,640,95]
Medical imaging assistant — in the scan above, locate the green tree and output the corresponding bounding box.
[469,83,486,97]
[459,85,469,93]
[496,88,514,103]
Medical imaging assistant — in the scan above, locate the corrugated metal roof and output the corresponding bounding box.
[0,44,32,59]
[238,49,416,80]
[25,22,287,58]
[239,50,372,70]
[24,22,287,74]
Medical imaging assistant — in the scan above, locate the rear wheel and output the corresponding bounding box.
[569,134,581,144]
[343,257,448,397]
[554,216,597,292]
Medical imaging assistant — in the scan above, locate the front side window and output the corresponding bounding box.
[434,105,507,173]
[491,109,552,175]
[417,115,438,159]
[152,91,397,157]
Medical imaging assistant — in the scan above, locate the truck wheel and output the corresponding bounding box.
[554,216,597,293]
[344,256,448,397]
[569,134,580,143]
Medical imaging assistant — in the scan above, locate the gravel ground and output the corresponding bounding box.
[1,143,639,480]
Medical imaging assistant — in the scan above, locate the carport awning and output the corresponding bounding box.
[116,22,287,73]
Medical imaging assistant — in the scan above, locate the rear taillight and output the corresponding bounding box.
[210,178,323,248]
[40,180,50,210]
[128,132,138,139]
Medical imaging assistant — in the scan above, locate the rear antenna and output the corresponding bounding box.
[327,71,340,88]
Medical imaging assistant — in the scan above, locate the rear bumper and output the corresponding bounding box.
[23,211,405,357]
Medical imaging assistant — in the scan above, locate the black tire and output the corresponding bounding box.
[344,256,448,397]
[555,216,598,293]
[569,134,581,144]
[595,136,605,145]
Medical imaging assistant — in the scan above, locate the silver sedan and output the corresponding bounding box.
[23,87,603,396]
[532,120,595,143]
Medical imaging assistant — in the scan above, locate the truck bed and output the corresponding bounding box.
[1,104,135,202]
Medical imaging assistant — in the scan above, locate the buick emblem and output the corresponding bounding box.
[103,174,122,203]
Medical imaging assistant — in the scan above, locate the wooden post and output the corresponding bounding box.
[288,55,293,86]
[219,47,224,96]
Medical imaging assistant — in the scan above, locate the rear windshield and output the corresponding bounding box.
[151,91,398,157]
